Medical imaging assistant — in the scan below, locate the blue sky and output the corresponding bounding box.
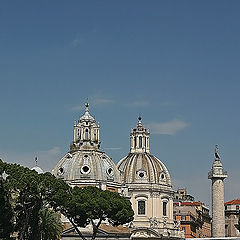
[0,0,240,206]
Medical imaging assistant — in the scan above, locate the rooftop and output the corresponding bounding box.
[225,199,240,205]
[174,201,201,206]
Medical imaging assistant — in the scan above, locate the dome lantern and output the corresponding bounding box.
[130,117,150,153]
[71,102,100,151]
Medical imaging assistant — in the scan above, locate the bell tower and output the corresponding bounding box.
[70,102,100,151]
[208,145,228,237]
[130,117,150,153]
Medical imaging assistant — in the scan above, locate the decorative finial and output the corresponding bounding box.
[215,145,220,160]
[138,113,142,122]
[35,157,38,166]
[85,101,89,112]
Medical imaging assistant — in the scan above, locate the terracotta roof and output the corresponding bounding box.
[99,223,130,234]
[225,199,240,205]
[61,223,130,236]
[174,201,201,206]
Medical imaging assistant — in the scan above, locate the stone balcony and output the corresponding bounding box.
[208,170,228,179]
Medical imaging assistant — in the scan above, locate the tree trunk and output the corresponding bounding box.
[91,218,102,240]
[68,217,87,240]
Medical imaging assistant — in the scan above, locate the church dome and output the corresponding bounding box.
[31,166,44,174]
[53,151,119,183]
[117,117,171,186]
[31,157,44,174]
[52,103,120,186]
[118,153,171,185]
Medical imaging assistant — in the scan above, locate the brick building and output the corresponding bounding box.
[173,189,211,238]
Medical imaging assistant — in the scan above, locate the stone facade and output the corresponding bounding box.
[53,105,184,239]
[117,117,183,238]
[225,199,240,237]
[174,201,211,238]
[174,188,194,202]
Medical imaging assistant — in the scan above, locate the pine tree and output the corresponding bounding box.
[0,178,14,239]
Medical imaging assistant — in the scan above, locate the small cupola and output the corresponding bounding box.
[70,102,100,151]
[130,117,150,153]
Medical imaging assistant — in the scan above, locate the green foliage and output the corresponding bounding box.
[0,159,67,240]
[0,176,14,239]
[53,186,134,240]
[0,159,134,240]
[39,209,63,240]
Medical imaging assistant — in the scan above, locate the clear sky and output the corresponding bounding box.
[0,0,240,207]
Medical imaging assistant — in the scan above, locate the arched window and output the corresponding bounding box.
[94,133,97,141]
[85,129,89,140]
[163,201,167,216]
[139,136,142,148]
[138,200,146,215]
[134,136,137,148]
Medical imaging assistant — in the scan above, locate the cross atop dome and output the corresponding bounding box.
[137,115,142,126]
[85,101,89,111]
[79,102,95,122]
[31,157,44,174]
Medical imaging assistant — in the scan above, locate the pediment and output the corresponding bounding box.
[131,227,160,238]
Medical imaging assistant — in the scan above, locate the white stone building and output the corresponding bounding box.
[225,199,240,237]
[52,103,184,239]
[52,103,121,192]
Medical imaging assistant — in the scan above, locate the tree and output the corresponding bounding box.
[51,186,134,240]
[0,159,67,240]
[0,173,14,240]
[0,159,135,240]
[39,208,63,240]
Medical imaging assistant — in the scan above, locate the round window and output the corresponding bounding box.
[81,165,91,174]
[107,167,113,176]
[161,173,165,180]
[139,172,145,178]
[58,167,64,176]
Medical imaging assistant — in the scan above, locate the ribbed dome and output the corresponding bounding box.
[31,166,44,174]
[117,152,171,186]
[53,103,120,186]
[52,150,119,183]
[117,117,172,187]
[31,157,44,174]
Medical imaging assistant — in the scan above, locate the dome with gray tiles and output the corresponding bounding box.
[52,103,119,187]
[117,117,171,186]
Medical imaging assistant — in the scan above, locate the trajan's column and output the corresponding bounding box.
[208,145,228,237]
